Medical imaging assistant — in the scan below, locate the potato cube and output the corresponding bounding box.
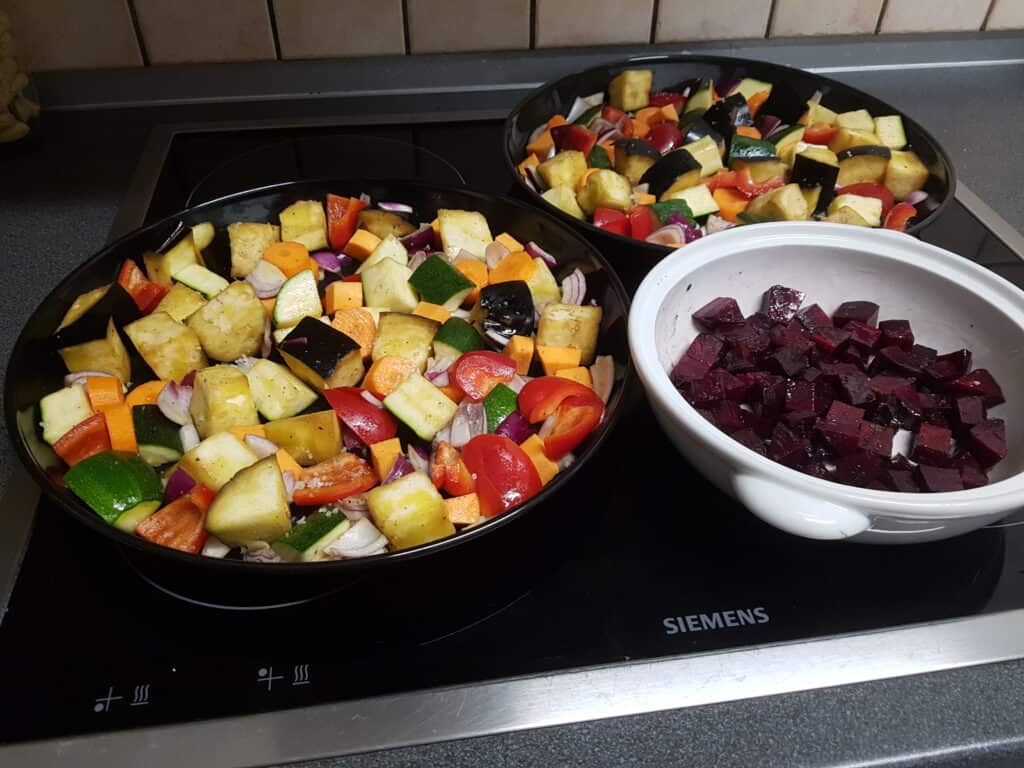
[608,69,653,112]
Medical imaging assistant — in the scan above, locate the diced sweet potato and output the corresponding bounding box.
[692,297,744,329]
[967,418,1007,468]
[878,319,914,350]
[761,285,806,323]
[832,301,879,327]
[945,369,1005,407]
[916,464,963,492]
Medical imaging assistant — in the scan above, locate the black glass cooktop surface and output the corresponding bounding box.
[2,121,1023,745]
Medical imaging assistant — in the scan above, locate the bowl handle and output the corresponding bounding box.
[734,474,871,540]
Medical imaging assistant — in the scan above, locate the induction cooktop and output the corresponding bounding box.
[3,115,1024,766]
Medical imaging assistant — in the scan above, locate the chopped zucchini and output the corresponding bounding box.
[541,186,585,219]
[684,80,714,115]
[408,256,474,310]
[608,69,652,112]
[743,183,811,223]
[132,404,184,466]
[358,209,416,240]
[538,150,588,190]
[174,264,229,299]
[186,281,265,362]
[144,236,199,287]
[154,282,206,322]
[884,150,929,201]
[179,431,259,491]
[576,169,633,215]
[874,115,908,150]
[273,269,322,328]
[59,317,132,384]
[828,128,883,154]
[431,317,485,361]
[613,139,660,186]
[40,385,94,445]
[278,316,364,390]
[769,125,805,153]
[227,222,280,277]
[373,312,440,372]
[245,359,318,421]
[641,148,703,198]
[360,257,419,313]
[63,451,163,529]
[384,373,457,441]
[264,410,342,467]
[206,456,292,547]
[190,365,260,439]
[665,184,719,217]
[536,302,603,365]
[273,508,351,562]
[836,109,875,132]
[279,199,328,251]
[357,234,408,273]
[366,470,455,550]
[124,312,208,382]
[437,208,493,260]
[730,78,772,101]
[682,135,724,178]
[828,194,883,227]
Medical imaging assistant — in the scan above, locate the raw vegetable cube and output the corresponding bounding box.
[538,150,588,190]
[343,229,382,261]
[915,464,964,493]
[324,281,363,314]
[179,431,259,491]
[264,410,342,467]
[412,301,451,325]
[483,384,518,433]
[361,258,418,313]
[331,307,377,359]
[279,200,328,251]
[358,210,416,240]
[124,311,208,383]
[143,236,199,287]
[537,303,603,364]
[555,366,594,389]
[206,456,292,546]
[190,365,260,439]
[505,335,534,375]
[173,264,230,299]
[608,69,652,112]
[438,208,493,260]
[357,233,408,273]
[745,184,811,222]
[692,297,744,329]
[576,170,633,215]
[495,232,524,253]
[272,508,350,562]
[192,222,215,250]
[967,419,1007,468]
[228,424,267,441]
[520,434,560,486]
[541,186,586,219]
[373,312,439,372]
[186,281,266,362]
[370,437,403,480]
[489,251,536,285]
[154,283,206,322]
[39,385,94,445]
[443,493,482,526]
[884,150,929,201]
[273,269,322,328]
[245,359,318,421]
[384,373,458,441]
[408,256,474,309]
[59,318,132,384]
[525,257,562,306]
[366,471,455,550]
[836,109,875,132]
[454,259,489,304]
[275,448,303,477]
[537,345,582,376]
[227,222,280,277]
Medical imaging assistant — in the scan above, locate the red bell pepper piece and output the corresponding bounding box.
[803,122,839,145]
[706,168,784,199]
[648,92,686,109]
[323,387,398,445]
[293,452,377,506]
[593,207,630,237]
[342,274,362,282]
[429,441,476,497]
[518,376,603,424]
[646,122,684,154]
[451,351,517,401]
[53,413,111,466]
[326,194,367,252]
[550,124,598,157]
[627,205,660,242]
[135,484,213,554]
[117,260,168,313]
[884,202,917,232]
[461,435,542,518]
[542,394,605,460]
[601,105,627,125]
[837,183,894,216]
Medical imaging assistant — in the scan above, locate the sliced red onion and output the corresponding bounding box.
[324,518,389,559]
[755,114,783,137]
[433,423,452,446]
[449,401,486,448]
[361,390,384,408]
[646,224,686,247]
[450,308,473,321]
[378,201,414,215]
[538,412,558,439]
[544,145,556,161]
[560,268,586,305]
[407,443,430,474]
[557,452,576,471]
[588,117,615,136]
[201,535,231,559]
[400,224,433,251]
[426,370,450,387]
[383,453,415,484]
[179,423,200,452]
[485,329,510,347]
[590,355,615,404]
[764,120,788,139]
[311,250,342,273]
[495,411,535,444]
[164,467,196,503]
[521,171,539,194]
[243,542,282,563]
[157,381,193,425]
[358,192,372,205]
[407,249,429,271]
[485,241,510,269]
[506,374,529,394]
[425,356,455,375]
[338,494,368,521]
[706,214,736,235]
[525,241,557,267]
[669,219,703,243]
[260,318,272,358]
[245,259,287,298]
[282,470,296,503]
[244,433,278,459]
[342,424,366,451]
[525,164,545,192]
[63,371,111,387]
[905,190,929,206]
[596,128,625,145]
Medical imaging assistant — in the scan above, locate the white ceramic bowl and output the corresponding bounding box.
[629,222,1024,543]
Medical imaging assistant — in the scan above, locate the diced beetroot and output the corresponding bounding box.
[670,333,724,386]
[719,313,773,355]
[816,400,865,456]
[916,464,964,492]
[736,370,780,395]
[824,400,866,427]
[783,409,818,435]
[953,396,986,431]
[890,453,915,471]
[695,408,717,426]
[837,369,874,407]
[768,421,807,467]
[878,319,914,350]
[810,326,850,354]
[958,455,989,489]
[813,379,837,414]
[875,344,937,376]
[885,469,920,492]
[833,301,880,327]
[967,418,1007,468]
[820,361,862,381]
[801,462,832,480]
[761,285,806,323]
[946,369,1005,407]
[870,374,914,397]
[924,349,971,383]
[835,451,883,487]
[784,380,816,412]
[844,320,882,351]
[731,428,767,456]
[671,355,713,387]
[802,367,823,383]
[795,303,832,332]
[893,384,924,427]
[918,393,952,427]
[838,344,870,371]
[769,345,808,377]
[743,409,775,439]
[687,369,746,406]
[721,348,758,374]
[858,421,895,458]
[712,400,748,432]
[911,423,953,465]
[770,319,814,352]
[692,296,745,329]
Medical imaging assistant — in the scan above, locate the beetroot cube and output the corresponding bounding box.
[919,393,952,427]
[761,285,806,323]
[870,374,914,397]
[731,428,767,456]
[801,462,832,480]
[692,297,744,329]
[769,345,808,377]
[946,369,1005,407]
[688,369,745,406]
[967,419,1007,468]
[833,301,879,327]
[820,361,862,381]
[858,421,895,457]
[695,408,717,426]
[845,320,882,351]
[671,333,724,386]
[796,303,832,332]
[885,469,920,492]
[720,314,773,354]
[959,458,989,489]
[837,369,874,407]
[768,421,807,467]
[784,409,818,435]
[876,345,936,376]
[835,451,883,487]
[824,400,866,426]
[770,320,814,352]
[817,400,865,455]
[810,327,851,354]
[802,367,823,383]
[838,344,869,371]
[924,349,971,383]
[712,400,747,432]
[721,348,758,374]
[784,380,818,413]
[953,396,986,430]
[813,379,837,414]
[911,423,953,465]
[916,464,964,492]
[878,319,914,350]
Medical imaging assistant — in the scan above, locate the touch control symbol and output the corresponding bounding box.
[130,684,150,706]
[257,666,284,691]
[93,686,123,713]
[292,664,310,686]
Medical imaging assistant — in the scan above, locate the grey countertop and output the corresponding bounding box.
[2,32,1024,767]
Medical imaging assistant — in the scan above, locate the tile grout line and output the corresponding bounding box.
[874,0,889,35]
[125,0,150,66]
[401,0,412,55]
[981,0,997,31]
[649,0,660,45]
[765,0,777,38]
[266,0,282,60]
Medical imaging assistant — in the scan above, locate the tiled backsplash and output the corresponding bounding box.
[3,0,1020,72]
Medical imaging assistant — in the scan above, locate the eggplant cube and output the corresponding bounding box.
[54,282,140,348]
[190,364,260,439]
[279,315,364,391]
[143,236,200,287]
[537,302,602,365]
[366,470,455,550]
[154,283,207,322]
[206,456,292,547]
[608,69,652,112]
[576,169,632,215]
[479,280,536,341]
[279,200,328,251]
[227,222,280,277]
[372,312,440,372]
[360,257,418,313]
[179,431,259,491]
[541,186,585,220]
[641,149,702,198]
[537,150,588,191]
[745,184,811,222]
[437,208,493,260]
[58,317,133,384]
[264,410,342,467]
[124,311,208,382]
[884,150,929,201]
[358,209,416,240]
[186,281,266,362]
[613,139,660,185]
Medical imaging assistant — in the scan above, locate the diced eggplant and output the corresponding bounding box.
[768,125,805,153]
[154,283,206,323]
[227,222,280,277]
[836,109,875,131]
[873,115,907,150]
[823,206,872,227]
[666,184,719,217]
[124,311,207,382]
[804,101,838,126]
[608,69,652,111]
[179,431,258,491]
[541,186,585,219]
[186,281,265,362]
[58,317,133,384]
[366,470,454,550]
[356,233,408,273]
[744,184,811,222]
[732,159,789,184]
[576,169,632,214]
[144,236,200,287]
[437,209,493,260]
[536,302,602,364]
[683,80,715,114]
[479,280,536,341]
[190,364,260,439]
[207,456,292,547]
[884,150,929,201]
[682,135,723,178]
[828,194,883,227]
[264,410,342,467]
[278,315,364,390]
[790,147,839,212]
[358,209,416,239]
[372,312,440,372]
[613,138,661,185]
[640,148,702,198]
[836,145,891,187]
[828,128,883,154]
[537,150,588,190]
[677,115,725,151]
[279,199,328,251]
[53,282,140,348]
[701,93,753,146]
[730,78,773,101]
[360,258,418,313]
[801,186,822,213]
[758,81,808,123]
